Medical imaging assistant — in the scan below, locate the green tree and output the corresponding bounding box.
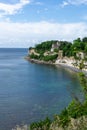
[79,60,85,70]
[85,45,87,54]
[72,38,82,51]
[82,37,87,43]
[59,108,70,127]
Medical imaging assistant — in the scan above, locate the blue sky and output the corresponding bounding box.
[0,0,87,47]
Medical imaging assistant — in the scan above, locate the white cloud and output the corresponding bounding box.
[0,0,30,16]
[0,21,87,47]
[61,1,69,7]
[61,0,87,7]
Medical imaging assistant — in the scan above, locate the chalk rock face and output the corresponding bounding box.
[12,125,28,130]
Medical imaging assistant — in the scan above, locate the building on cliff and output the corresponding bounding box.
[51,41,60,52]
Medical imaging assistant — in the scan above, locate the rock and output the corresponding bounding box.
[12,125,28,130]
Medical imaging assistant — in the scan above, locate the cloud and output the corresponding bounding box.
[61,1,69,7]
[61,0,87,7]
[0,0,30,17]
[0,21,87,47]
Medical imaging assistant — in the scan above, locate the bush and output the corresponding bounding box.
[54,48,59,52]
[67,100,83,118]
[30,117,51,130]
[30,54,39,59]
[78,72,87,94]
[59,108,70,127]
[43,54,58,62]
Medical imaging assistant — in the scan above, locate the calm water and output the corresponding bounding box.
[0,48,83,130]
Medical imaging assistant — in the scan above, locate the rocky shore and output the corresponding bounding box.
[55,62,87,76]
[56,63,87,77]
[12,125,28,130]
[25,56,87,76]
[25,56,54,65]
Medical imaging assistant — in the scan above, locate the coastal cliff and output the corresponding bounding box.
[26,37,87,74]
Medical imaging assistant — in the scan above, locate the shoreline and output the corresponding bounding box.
[25,56,87,76]
[55,62,87,76]
[24,56,55,65]
[13,56,87,130]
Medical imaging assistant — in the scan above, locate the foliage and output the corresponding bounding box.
[78,72,87,95]
[54,48,59,52]
[72,38,82,51]
[59,41,72,57]
[82,37,87,43]
[35,41,56,52]
[29,47,33,50]
[30,117,51,130]
[30,53,58,62]
[67,100,83,118]
[30,53,39,59]
[59,108,70,127]
[79,60,85,70]
[43,54,58,62]
[85,45,87,54]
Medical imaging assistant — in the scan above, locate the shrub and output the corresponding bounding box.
[30,117,51,130]
[43,54,58,61]
[30,54,39,59]
[59,108,70,127]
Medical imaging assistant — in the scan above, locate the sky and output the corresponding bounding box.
[0,0,87,47]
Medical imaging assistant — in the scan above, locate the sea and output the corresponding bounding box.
[0,48,84,130]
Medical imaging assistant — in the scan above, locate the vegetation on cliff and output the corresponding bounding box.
[29,37,87,62]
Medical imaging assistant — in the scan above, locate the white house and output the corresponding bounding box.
[51,41,60,52]
[76,52,85,59]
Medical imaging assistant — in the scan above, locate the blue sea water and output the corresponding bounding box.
[0,48,83,130]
